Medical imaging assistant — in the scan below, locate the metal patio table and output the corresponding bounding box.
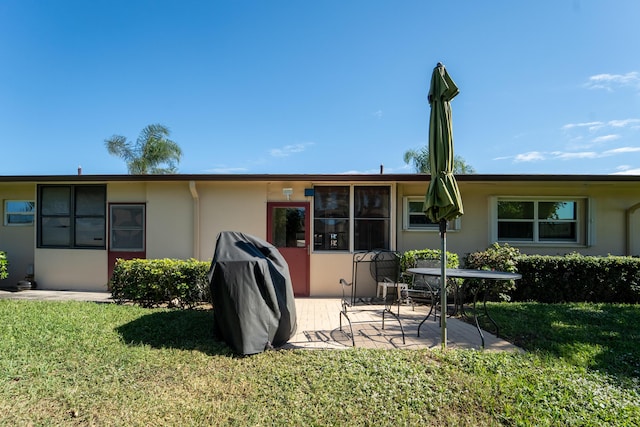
[407,268,522,348]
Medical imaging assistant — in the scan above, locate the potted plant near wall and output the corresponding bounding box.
[16,263,37,291]
[0,252,36,292]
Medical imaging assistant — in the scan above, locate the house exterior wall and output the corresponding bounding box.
[397,180,640,261]
[34,248,108,291]
[196,181,271,260]
[2,175,639,295]
[0,183,36,287]
[29,181,147,291]
[145,182,195,259]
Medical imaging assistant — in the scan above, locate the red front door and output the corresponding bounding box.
[267,202,310,297]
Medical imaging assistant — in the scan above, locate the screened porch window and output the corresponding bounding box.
[37,185,106,249]
[313,186,349,250]
[110,204,145,251]
[313,185,390,251]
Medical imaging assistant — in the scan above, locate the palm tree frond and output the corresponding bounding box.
[106,123,182,174]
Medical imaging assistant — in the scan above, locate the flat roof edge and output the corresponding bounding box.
[0,173,638,183]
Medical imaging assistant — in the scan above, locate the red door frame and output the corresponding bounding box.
[266,202,310,297]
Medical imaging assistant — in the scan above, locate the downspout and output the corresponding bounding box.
[189,181,200,259]
[626,202,640,256]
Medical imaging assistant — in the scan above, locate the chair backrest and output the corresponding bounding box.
[414,258,441,289]
[370,250,402,283]
[416,259,441,269]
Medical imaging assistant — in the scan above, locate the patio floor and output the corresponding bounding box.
[0,290,521,352]
[286,298,521,352]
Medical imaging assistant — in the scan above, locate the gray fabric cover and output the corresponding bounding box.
[207,231,297,355]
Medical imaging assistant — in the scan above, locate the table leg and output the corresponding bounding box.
[471,282,500,348]
[482,294,500,338]
[472,290,486,348]
[417,287,439,337]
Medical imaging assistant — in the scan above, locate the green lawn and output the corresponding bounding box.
[0,300,638,426]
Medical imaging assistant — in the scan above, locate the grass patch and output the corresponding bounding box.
[476,302,640,382]
[1,300,639,425]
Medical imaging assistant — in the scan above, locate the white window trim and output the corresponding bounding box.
[4,200,35,226]
[490,196,589,247]
[402,196,460,232]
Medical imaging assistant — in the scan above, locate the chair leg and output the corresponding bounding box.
[382,306,405,344]
[339,308,355,347]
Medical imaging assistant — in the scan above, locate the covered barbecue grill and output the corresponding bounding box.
[207,231,297,355]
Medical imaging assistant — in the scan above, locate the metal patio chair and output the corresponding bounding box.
[338,250,406,346]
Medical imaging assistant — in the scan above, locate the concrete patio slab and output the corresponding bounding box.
[283,298,521,352]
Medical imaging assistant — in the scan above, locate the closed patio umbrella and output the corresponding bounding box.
[424,62,464,349]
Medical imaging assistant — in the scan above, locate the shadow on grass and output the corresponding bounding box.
[477,302,640,382]
[116,309,234,356]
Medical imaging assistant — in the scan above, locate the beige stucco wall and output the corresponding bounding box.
[108,182,148,202]
[0,183,36,287]
[145,182,195,259]
[35,248,108,291]
[196,181,270,260]
[309,252,384,297]
[309,253,357,297]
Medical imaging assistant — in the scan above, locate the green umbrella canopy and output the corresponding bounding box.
[424,63,464,223]
[424,62,464,349]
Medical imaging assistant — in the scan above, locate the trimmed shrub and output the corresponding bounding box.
[400,248,459,272]
[0,251,7,280]
[513,253,640,303]
[462,245,640,304]
[110,258,210,308]
[401,249,461,293]
[463,243,521,301]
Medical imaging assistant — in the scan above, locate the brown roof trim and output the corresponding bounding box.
[0,173,638,183]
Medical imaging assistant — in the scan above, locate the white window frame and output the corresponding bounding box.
[4,200,35,226]
[402,197,460,231]
[490,196,589,246]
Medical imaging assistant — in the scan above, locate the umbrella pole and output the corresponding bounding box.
[440,219,447,350]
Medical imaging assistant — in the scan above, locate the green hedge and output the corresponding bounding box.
[400,248,459,272]
[0,251,7,280]
[463,243,521,300]
[513,253,640,303]
[110,258,210,308]
[400,249,461,298]
[462,244,640,303]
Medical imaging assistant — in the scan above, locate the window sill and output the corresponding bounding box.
[403,228,460,233]
[497,240,586,248]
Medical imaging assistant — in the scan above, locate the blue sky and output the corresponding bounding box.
[1,1,639,176]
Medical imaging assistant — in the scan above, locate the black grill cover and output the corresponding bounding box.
[207,231,297,355]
